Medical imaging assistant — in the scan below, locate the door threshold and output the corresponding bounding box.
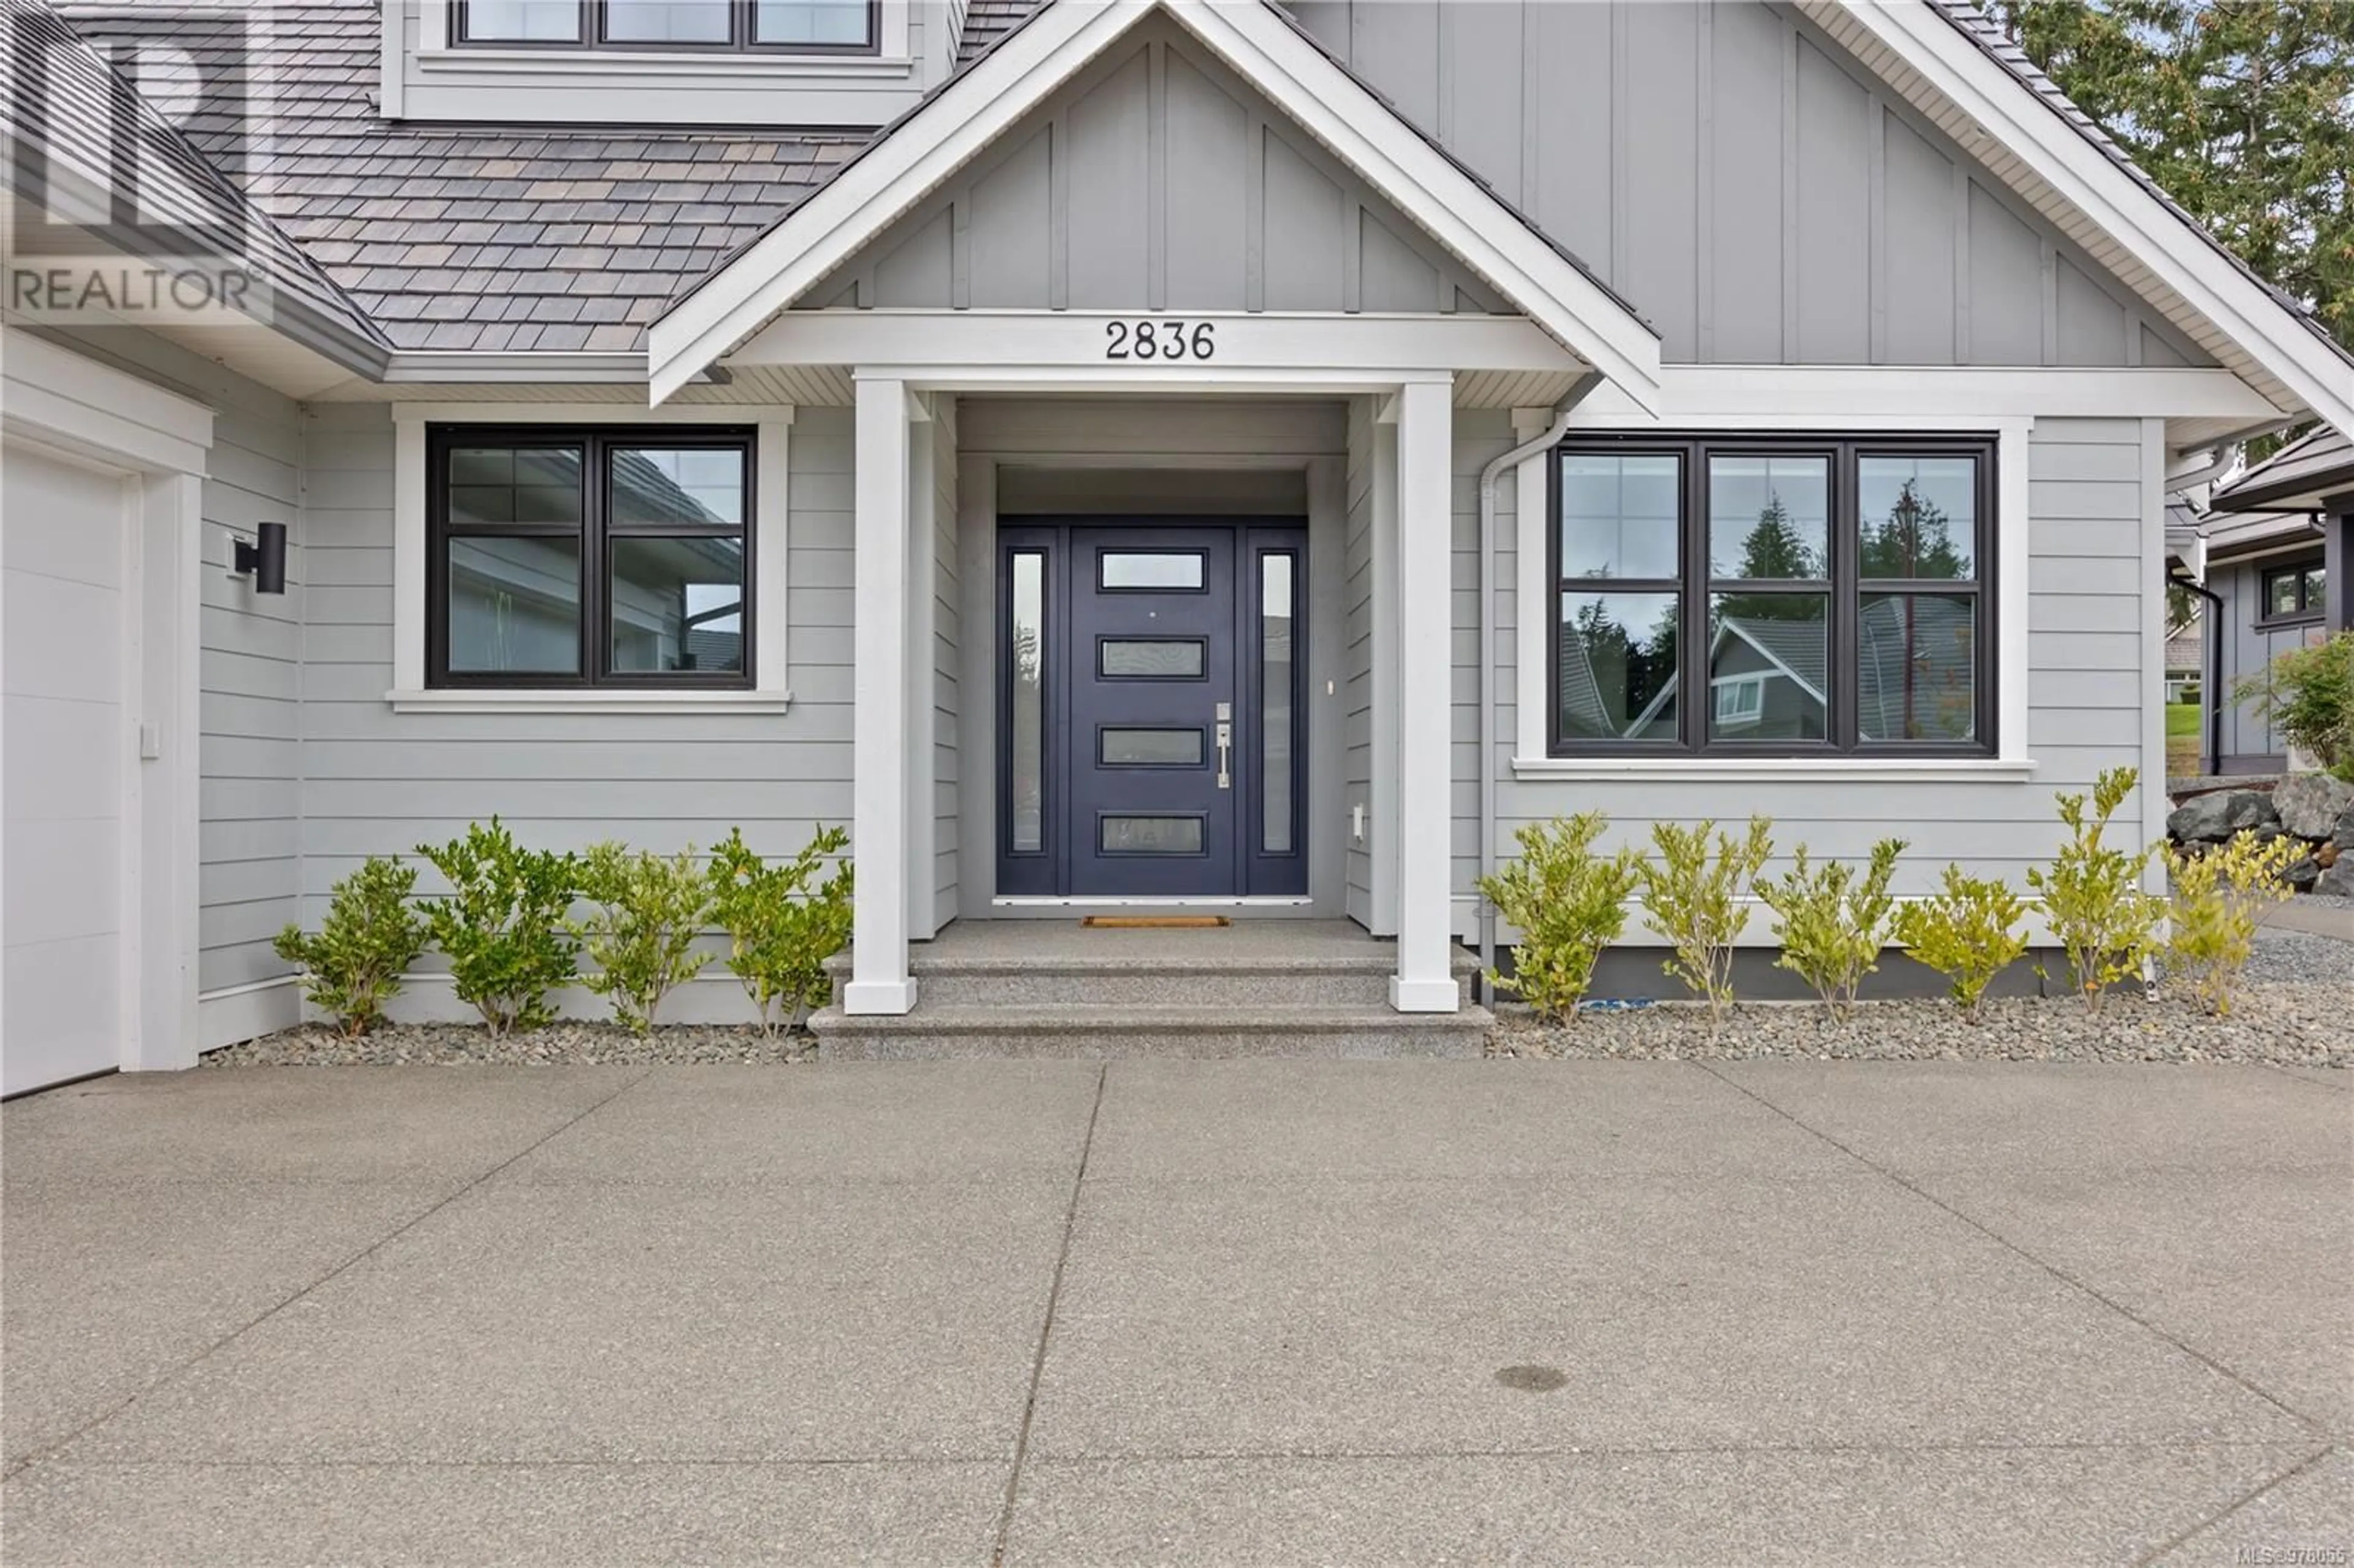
[992,896,1315,908]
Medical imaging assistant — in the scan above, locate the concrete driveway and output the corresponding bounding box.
[3,1060,2347,1566]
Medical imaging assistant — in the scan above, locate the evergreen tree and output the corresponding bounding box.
[1860,480,1966,580]
[1982,0,2354,354]
[1735,497,1823,581]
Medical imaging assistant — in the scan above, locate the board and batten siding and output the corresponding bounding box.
[296,403,856,1011]
[2212,553,2326,766]
[49,330,309,1022]
[802,17,1506,317]
[1480,415,2153,927]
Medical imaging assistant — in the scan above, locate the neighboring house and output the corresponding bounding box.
[2163,614,2201,704]
[4,0,2353,1090]
[2193,427,2353,772]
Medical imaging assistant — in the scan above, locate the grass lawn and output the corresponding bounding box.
[2166,701,2201,777]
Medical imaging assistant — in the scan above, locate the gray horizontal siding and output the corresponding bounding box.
[934,397,962,921]
[296,403,856,932]
[1343,396,1374,927]
[1291,0,2209,370]
[55,330,310,995]
[1484,416,2152,921]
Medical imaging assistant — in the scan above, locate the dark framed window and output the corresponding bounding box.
[2258,558,2326,626]
[454,0,880,53]
[1550,433,1995,756]
[427,425,754,690]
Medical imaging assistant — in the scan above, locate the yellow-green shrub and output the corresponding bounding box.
[1754,838,1906,1021]
[2161,830,2302,1016]
[1638,815,1774,1022]
[2025,767,2162,1011]
[1479,812,1640,1022]
[1892,866,2030,1023]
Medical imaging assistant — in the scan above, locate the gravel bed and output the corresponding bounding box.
[2242,925,2354,985]
[1491,928,2351,1068]
[205,1021,815,1068]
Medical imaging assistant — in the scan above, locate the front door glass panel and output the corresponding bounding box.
[999,520,1308,899]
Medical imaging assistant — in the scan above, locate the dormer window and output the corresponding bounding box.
[455,0,879,53]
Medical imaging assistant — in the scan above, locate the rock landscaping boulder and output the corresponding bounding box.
[2273,774,2354,840]
[2167,789,2279,844]
[2315,859,2354,899]
[2283,854,2322,891]
[2337,807,2354,851]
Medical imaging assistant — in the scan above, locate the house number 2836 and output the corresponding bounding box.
[1105,320,1216,360]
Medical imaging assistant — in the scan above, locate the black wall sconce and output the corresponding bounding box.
[230,521,287,595]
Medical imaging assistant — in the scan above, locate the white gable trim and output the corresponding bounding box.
[1821,0,2353,436]
[647,0,1664,408]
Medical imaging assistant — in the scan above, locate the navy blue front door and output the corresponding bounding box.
[998,519,1306,899]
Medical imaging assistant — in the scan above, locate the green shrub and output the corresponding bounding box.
[1479,812,1640,1022]
[2231,630,2352,778]
[273,856,427,1037]
[572,842,714,1033]
[1754,838,1906,1021]
[414,818,581,1037]
[1892,865,2030,1024]
[1638,815,1774,1022]
[707,826,854,1036]
[2025,767,2162,1012]
[2161,829,2302,1016]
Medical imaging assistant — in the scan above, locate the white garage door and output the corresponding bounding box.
[3,441,128,1096]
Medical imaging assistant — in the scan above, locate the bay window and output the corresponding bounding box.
[1550,434,1995,756]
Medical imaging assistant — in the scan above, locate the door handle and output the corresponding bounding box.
[1214,701,1232,790]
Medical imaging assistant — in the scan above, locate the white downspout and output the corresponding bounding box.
[1475,373,1602,1002]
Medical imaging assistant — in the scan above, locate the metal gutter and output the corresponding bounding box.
[1474,371,1602,1003]
[378,351,654,384]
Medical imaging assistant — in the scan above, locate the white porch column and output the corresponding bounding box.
[1391,377,1459,1012]
[847,373,916,1014]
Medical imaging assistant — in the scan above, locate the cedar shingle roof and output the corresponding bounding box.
[956,0,1043,64]
[59,0,866,352]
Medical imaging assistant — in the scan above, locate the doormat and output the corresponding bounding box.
[1079,915,1232,929]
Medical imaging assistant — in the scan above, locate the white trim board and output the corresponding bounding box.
[734,311,1585,375]
[647,0,1663,407]
[387,402,794,709]
[1514,411,2035,771]
[1583,367,2284,425]
[1,331,211,1081]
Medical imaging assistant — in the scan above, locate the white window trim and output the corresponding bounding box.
[1712,673,1766,726]
[416,0,912,64]
[387,402,793,715]
[1514,408,2034,782]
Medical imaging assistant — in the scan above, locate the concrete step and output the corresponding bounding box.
[824,942,1480,1011]
[888,956,1476,1010]
[807,1002,1495,1060]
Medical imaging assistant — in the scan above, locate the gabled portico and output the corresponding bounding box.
[646,0,1663,1024]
